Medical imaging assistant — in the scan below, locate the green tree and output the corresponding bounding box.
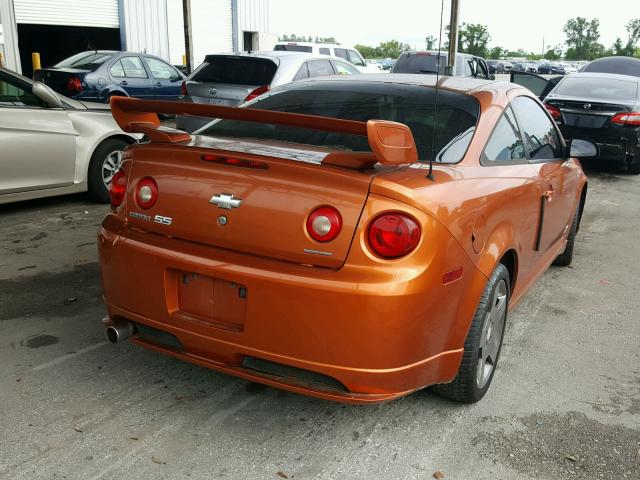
[354,44,378,59]
[458,23,491,57]
[488,46,506,59]
[613,19,640,56]
[563,17,602,60]
[425,35,438,50]
[544,45,563,60]
[377,40,411,59]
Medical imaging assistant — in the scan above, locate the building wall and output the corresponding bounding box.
[166,0,185,66]
[189,0,233,68]
[119,0,169,60]
[238,0,269,33]
[0,0,22,72]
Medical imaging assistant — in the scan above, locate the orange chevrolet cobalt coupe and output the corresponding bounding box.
[100,75,590,404]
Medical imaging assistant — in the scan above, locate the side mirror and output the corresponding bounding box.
[569,139,598,158]
[170,74,181,82]
[489,73,496,80]
[32,82,63,108]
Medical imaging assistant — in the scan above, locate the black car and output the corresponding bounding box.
[392,51,494,79]
[580,56,640,77]
[511,71,640,173]
[538,62,565,75]
[487,60,513,74]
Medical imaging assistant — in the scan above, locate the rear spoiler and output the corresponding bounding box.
[110,97,418,168]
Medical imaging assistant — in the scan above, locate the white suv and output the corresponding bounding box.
[274,42,382,73]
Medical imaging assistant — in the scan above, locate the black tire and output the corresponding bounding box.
[432,263,510,403]
[553,205,580,267]
[87,138,129,203]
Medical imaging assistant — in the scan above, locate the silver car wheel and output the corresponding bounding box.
[476,278,507,389]
[102,150,123,188]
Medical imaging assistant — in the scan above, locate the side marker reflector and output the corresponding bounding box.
[443,267,464,285]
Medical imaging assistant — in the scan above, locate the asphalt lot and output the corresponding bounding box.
[1,166,639,480]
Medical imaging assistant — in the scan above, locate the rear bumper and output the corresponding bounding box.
[98,207,486,403]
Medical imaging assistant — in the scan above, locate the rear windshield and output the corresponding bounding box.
[274,44,313,53]
[191,57,277,85]
[199,82,480,164]
[554,76,639,101]
[54,52,114,71]
[392,53,445,74]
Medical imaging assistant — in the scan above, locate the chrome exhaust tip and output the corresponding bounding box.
[104,318,136,344]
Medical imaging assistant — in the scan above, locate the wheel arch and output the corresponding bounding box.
[577,182,588,232]
[476,222,519,294]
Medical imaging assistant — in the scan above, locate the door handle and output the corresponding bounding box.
[120,80,128,86]
[155,82,162,87]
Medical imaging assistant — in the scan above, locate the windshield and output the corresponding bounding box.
[392,53,445,74]
[199,82,480,164]
[191,56,278,85]
[54,52,114,71]
[554,76,639,101]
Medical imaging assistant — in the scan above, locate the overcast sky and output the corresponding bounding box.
[270,0,635,54]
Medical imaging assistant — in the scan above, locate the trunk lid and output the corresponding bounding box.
[186,82,258,106]
[547,97,635,129]
[124,138,373,268]
[34,68,87,96]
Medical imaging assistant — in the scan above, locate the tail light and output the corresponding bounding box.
[109,170,127,209]
[306,206,342,242]
[66,76,83,94]
[545,104,562,120]
[367,213,421,259]
[180,80,188,96]
[245,85,270,102]
[611,112,640,126]
[135,177,158,209]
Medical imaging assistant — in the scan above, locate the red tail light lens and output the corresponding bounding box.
[66,76,83,94]
[181,80,188,96]
[611,112,640,126]
[245,85,270,102]
[367,213,421,259]
[545,104,562,120]
[135,177,158,209]
[306,206,342,242]
[201,154,269,170]
[109,170,127,209]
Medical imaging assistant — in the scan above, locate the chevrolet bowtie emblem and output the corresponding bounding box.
[209,193,242,210]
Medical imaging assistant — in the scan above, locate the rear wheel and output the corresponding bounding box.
[433,264,509,403]
[87,138,129,203]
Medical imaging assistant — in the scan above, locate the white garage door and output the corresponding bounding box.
[190,0,233,68]
[14,0,119,28]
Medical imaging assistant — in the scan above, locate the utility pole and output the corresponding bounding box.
[445,0,460,76]
[182,0,193,72]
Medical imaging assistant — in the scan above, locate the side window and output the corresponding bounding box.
[145,57,177,80]
[0,76,41,107]
[482,105,526,163]
[293,63,309,81]
[333,61,359,75]
[347,50,365,67]
[110,60,125,78]
[120,57,148,79]
[511,96,563,161]
[334,48,349,61]
[319,48,330,55]
[307,60,335,78]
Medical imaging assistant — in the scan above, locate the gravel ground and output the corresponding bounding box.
[0,166,638,480]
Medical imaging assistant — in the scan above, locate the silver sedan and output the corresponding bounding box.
[0,67,137,205]
[176,51,361,132]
